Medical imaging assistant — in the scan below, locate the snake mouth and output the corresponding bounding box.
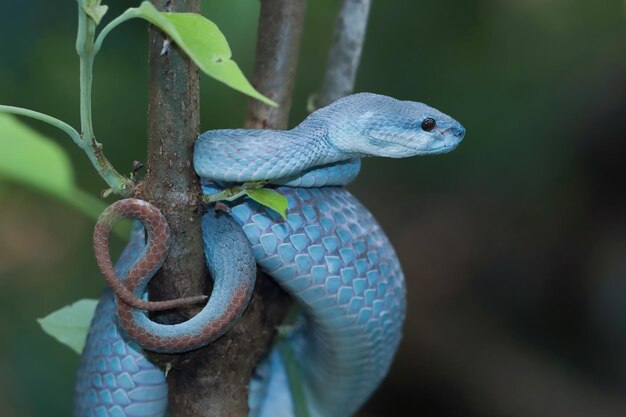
[424,141,452,154]
[385,140,449,155]
[438,126,466,149]
[384,124,464,155]
[437,125,465,138]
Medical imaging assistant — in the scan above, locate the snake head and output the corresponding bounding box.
[325,93,466,158]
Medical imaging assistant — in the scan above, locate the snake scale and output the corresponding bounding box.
[74,93,465,417]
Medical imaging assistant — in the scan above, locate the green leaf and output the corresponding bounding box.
[246,188,288,220]
[0,114,106,219]
[83,4,109,25]
[37,299,99,354]
[119,2,276,106]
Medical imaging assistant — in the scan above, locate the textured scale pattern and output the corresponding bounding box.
[194,127,336,183]
[76,211,256,414]
[230,187,405,417]
[92,200,256,353]
[93,199,172,312]
[116,209,256,353]
[76,226,169,417]
[274,158,362,188]
[74,290,169,417]
[77,93,465,417]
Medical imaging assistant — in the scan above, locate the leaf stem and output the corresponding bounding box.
[76,3,96,140]
[94,11,136,54]
[79,56,96,142]
[0,102,134,197]
[0,105,82,146]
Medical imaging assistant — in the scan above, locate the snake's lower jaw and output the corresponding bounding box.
[428,126,465,154]
[417,141,458,155]
[449,126,466,145]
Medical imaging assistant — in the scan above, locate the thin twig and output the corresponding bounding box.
[316,0,371,108]
[0,105,82,146]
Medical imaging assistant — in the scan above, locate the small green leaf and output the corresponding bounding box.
[246,188,288,220]
[122,2,276,106]
[37,299,99,354]
[0,114,106,219]
[83,4,109,25]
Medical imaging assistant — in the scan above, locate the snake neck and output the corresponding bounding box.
[194,117,360,183]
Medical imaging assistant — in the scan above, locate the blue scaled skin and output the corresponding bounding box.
[75,93,465,417]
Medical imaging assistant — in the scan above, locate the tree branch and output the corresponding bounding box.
[140,1,307,416]
[240,0,310,364]
[245,0,308,129]
[138,1,208,416]
[317,0,371,108]
[142,0,204,321]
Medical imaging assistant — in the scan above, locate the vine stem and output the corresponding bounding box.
[0,105,82,146]
[75,1,134,196]
[76,7,96,140]
[94,12,136,54]
[0,102,133,197]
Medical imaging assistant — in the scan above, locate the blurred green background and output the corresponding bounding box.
[1,0,626,416]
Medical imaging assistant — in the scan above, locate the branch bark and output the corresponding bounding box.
[317,0,371,108]
[142,0,204,324]
[138,1,209,417]
[139,1,307,416]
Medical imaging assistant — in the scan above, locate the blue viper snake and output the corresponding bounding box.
[75,93,465,417]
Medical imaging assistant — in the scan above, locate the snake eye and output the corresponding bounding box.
[421,118,436,132]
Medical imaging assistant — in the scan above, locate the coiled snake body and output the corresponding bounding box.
[75,93,465,417]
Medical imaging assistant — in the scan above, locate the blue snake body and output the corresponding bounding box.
[75,227,168,416]
[232,186,405,417]
[75,93,465,417]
